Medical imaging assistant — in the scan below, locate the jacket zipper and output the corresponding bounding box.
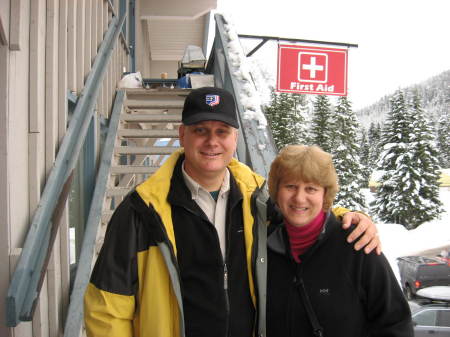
[224,197,233,337]
[179,203,232,337]
[223,262,230,337]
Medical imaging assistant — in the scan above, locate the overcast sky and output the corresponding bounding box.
[215,0,450,109]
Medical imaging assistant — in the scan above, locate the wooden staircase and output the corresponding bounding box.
[94,88,189,256]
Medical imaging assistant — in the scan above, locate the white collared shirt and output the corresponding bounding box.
[182,162,230,258]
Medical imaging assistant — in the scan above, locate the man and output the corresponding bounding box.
[84,87,380,337]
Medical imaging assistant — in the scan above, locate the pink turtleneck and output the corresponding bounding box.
[285,211,326,263]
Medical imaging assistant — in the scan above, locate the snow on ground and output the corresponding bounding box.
[368,188,450,282]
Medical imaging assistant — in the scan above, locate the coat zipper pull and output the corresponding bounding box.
[224,263,228,290]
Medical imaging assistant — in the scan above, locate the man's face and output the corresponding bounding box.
[179,120,238,183]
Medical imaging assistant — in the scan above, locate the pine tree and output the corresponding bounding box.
[373,90,444,228]
[373,90,413,226]
[332,96,367,210]
[265,91,310,150]
[406,91,444,228]
[436,109,450,168]
[368,122,383,172]
[310,95,334,153]
[359,129,372,184]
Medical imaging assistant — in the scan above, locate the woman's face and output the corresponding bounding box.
[276,178,325,227]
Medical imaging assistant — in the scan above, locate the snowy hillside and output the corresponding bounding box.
[356,70,450,128]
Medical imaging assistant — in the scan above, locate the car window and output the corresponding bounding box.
[438,310,450,327]
[414,309,438,326]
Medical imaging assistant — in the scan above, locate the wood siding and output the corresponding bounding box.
[0,1,129,336]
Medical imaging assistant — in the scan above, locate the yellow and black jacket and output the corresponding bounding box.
[84,149,269,337]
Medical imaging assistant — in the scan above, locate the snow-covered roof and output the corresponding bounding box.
[416,286,450,301]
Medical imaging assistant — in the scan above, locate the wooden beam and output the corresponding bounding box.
[76,0,85,91]
[9,0,21,50]
[0,14,8,46]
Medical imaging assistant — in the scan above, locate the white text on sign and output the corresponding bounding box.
[290,82,335,93]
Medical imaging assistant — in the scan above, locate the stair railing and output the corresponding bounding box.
[206,13,277,178]
[6,13,127,328]
[63,90,125,337]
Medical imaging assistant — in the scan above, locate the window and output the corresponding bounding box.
[438,310,450,327]
[414,309,438,326]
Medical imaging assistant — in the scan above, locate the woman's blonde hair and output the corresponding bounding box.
[268,145,339,210]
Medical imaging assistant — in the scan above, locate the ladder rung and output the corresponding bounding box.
[120,113,181,123]
[111,165,159,174]
[118,129,179,138]
[115,146,179,155]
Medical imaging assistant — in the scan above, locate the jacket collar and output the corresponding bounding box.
[267,211,337,258]
[168,154,244,213]
[136,148,265,208]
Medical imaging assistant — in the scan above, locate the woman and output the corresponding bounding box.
[266,145,413,337]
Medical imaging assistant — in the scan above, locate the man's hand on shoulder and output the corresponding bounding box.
[342,212,382,255]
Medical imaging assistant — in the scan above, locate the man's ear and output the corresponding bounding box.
[179,124,185,147]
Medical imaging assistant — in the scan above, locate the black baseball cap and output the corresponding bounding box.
[182,87,239,129]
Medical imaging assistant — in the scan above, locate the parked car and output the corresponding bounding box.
[410,301,450,337]
[397,256,450,300]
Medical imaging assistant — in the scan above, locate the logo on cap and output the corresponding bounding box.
[206,94,220,107]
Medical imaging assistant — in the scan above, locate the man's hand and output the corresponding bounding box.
[342,212,381,255]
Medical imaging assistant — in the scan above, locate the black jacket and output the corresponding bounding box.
[85,150,267,337]
[169,156,255,337]
[267,212,413,337]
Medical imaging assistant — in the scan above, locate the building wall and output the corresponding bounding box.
[148,60,179,78]
[0,1,129,336]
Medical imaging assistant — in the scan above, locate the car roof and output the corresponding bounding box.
[397,256,447,265]
[410,299,450,314]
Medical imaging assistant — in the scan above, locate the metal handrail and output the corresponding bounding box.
[63,90,125,337]
[6,13,127,327]
[206,14,277,178]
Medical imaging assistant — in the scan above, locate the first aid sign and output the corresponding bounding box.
[277,44,348,96]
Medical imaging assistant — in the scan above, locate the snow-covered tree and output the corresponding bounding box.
[373,90,443,228]
[436,109,450,168]
[332,96,367,210]
[373,90,414,226]
[265,91,310,150]
[368,122,383,171]
[406,91,444,228]
[310,95,334,153]
[359,129,372,184]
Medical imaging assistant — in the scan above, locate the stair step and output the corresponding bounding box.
[101,211,114,224]
[125,101,184,109]
[126,108,182,114]
[124,88,190,96]
[105,187,133,197]
[115,146,179,155]
[120,113,181,123]
[111,165,159,174]
[118,129,179,138]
